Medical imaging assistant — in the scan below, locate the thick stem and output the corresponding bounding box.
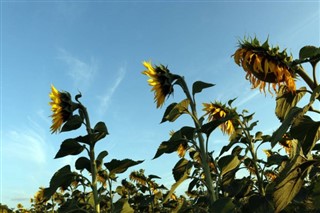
[295,66,315,90]
[177,77,217,208]
[80,105,100,213]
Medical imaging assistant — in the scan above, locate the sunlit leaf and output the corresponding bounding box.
[218,155,240,176]
[54,139,84,159]
[61,115,83,132]
[271,107,303,147]
[161,99,190,123]
[275,86,306,122]
[192,81,215,96]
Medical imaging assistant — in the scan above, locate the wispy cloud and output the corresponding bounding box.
[58,48,98,89]
[4,123,49,166]
[97,66,126,115]
[235,90,260,107]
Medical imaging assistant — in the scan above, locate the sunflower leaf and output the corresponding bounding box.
[275,86,306,122]
[192,81,215,96]
[61,115,83,132]
[218,154,240,177]
[161,99,190,123]
[290,115,320,156]
[105,159,144,175]
[55,139,84,159]
[172,158,192,182]
[75,157,91,173]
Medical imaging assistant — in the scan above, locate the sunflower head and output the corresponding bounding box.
[142,61,175,108]
[233,37,296,94]
[49,85,73,134]
[202,102,237,135]
[279,134,293,155]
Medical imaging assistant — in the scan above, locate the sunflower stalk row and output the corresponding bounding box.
[8,36,319,213]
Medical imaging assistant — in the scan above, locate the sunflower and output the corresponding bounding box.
[233,37,296,94]
[142,61,175,108]
[203,102,236,135]
[49,85,72,133]
[265,170,277,181]
[177,143,187,158]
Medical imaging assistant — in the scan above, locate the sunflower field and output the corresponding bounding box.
[1,37,320,213]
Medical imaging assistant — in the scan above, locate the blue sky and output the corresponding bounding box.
[1,1,319,209]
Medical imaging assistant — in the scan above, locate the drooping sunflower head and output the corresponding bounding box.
[202,101,237,135]
[49,85,73,133]
[142,61,175,108]
[233,37,296,94]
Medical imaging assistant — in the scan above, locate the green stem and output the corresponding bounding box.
[295,66,315,90]
[177,77,217,208]
[312,62,318,86]
[79,104,100,213]
[238,119,265,196]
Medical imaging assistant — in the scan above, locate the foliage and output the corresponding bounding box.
[5,38,320,213]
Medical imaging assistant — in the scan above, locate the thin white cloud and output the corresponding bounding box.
[4,126,48,166]
[58,48,97,89]
[235,90,260,107]
[97,66,126,115]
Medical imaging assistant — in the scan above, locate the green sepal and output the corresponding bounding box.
[54,139,84,159]
[61,115,83,132]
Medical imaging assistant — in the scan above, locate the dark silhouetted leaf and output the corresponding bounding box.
[75,157,91,173]
[192,81,215,96]
[93,121,109,142]
[113,198,134,213]
[212,197,235,213]
[44,165,76,200]
[96,150,108,168]
[105,159,143,175]
[290,115,320,156]
[61,115,83,132]
[55,139,84,159]
[172,158,192,182]
[299,45,320,60]
[161,99,190,123]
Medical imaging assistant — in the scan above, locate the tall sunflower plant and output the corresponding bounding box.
[142,38,320,212]
[43,85,143,213]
